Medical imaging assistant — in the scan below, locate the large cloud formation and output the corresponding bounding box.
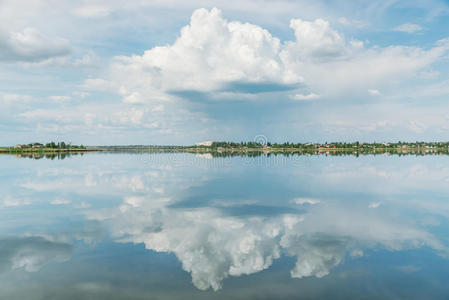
[102,7,292,105]
[88,7,449,105]
[8,6,449,143]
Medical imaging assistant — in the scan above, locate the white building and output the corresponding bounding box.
[195,141,213,147]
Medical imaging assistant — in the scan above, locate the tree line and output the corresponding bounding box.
[198,141,449,149]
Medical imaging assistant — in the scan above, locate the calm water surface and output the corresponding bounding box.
[2,152,449,299]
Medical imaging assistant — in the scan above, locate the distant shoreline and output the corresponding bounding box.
[3,141,449,157]
[0,147,102,153]
[2,145,449,158]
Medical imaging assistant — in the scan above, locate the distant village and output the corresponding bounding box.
[194,141,449,150]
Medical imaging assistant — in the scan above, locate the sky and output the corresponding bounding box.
[1,0,449,145]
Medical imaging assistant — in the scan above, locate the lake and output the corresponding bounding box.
[1,152,449,299]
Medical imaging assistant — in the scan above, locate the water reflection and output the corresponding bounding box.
[87,192,445,290]
[1,153,449,297]
[6,149,449,161]
[0,236,72,273]
[5,152,84,160]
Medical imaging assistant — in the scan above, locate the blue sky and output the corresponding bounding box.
[1,0,449,145]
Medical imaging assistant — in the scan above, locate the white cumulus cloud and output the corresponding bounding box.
[86,8,449,107]
[90,7,297,106]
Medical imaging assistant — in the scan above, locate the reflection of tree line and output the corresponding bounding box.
[95,143,449,157]
[8,152,84,160]
[171,149,449,157]
[5,148,449,159]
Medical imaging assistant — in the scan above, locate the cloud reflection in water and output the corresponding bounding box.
[4,153,449,293]
[81,157,447,290]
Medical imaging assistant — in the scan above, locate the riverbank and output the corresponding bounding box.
[3,141,449,156]
[0,147,103,153]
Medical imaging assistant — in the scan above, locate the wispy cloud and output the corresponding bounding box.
[393,23,423,33]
